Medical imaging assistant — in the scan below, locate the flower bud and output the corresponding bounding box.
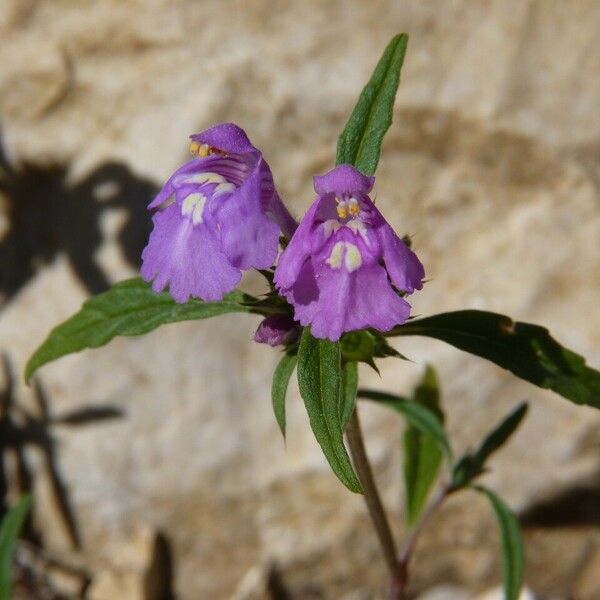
[254,315,299,347]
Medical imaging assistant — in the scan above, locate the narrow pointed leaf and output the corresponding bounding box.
[404,365,444,525]
[340,361,359,430]
[336,33,409,175]
[475,403,528,466]
[297,329,362,493]
[0,495,32,599]
[453,403,528,487]
[474,486,524,600]
[25,278,254,382]
[358,388,452,460]
[388,310,600,408]
[404,428,442,526]
[372,333,409,361]
[271,353,297,438]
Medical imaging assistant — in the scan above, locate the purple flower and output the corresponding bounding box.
[254,314,299,347]
[141,123,296,303]
[274,164,424,341]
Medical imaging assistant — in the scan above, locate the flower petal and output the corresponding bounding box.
[148,156,231,209]
[281,255,411,342]
[148,178,176,210]
[307,261,412,341]
[259,160,297,238]
[278,258,321,325]
[212,158,281,270]
[141,202,240,302]
[313,164,375,196]
[378,223,425,294]
[190,123,256,155]
[274,197,321,289]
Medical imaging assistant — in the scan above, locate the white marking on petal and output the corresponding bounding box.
[344,243,362,272]
[181,194,198,216]
[192,196,206,224]
[179,172,226,185]
[346,218,368,242]
[213,182,236,197]
[181,192,206,225]
[322,219,341,238]
[326,241,345,270]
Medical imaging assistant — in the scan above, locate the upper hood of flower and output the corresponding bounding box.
[190,123,258,155]
[313,164,375,196]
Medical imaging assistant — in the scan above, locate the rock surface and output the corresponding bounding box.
[1,1,599,598]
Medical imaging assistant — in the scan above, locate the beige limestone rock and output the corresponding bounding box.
[87,524,171,600]
[573,545,600,600]
[418,587,470,600]
[45,564,87,598]
[476,587,537,600]
[0,1,599,598]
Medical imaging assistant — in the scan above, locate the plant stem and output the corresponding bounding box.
[346,407,404,597]
[396,482,454,596]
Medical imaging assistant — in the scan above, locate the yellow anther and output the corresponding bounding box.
[336,203,348,219]
[348,197,360,217]
[190,141,211,157]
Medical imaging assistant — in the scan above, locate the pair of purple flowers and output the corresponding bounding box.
[141,123,424,342]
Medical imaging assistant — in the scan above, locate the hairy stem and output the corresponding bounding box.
[346,407,404,597]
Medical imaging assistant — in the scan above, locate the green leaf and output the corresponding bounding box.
[413,365,442,415]
[336,33,409,175]
[271,353,297,438]
[0,495,32,600]
[340,361,359,430]
[404,428,442,526]
[341,331,377,369]
[340,331,408,372]
[372,333,409,361]
[474,403,528,468]
[404,365,444,525]
[358,388,452,461]
[297,329,362,493]
[452,403,528,488]
[474,486,524,600]
[388,310,600,409]
[25,278,254,382]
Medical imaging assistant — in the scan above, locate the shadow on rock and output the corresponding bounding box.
[520,472,600,528]
[0,129,157,303]
[0,353,125,548]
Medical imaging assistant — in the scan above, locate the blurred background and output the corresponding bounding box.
[0,1,599,598]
